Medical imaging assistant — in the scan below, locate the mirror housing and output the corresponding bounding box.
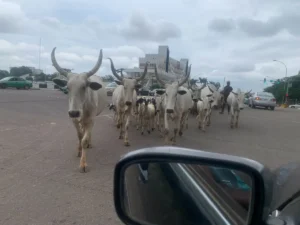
[114,147,273,225]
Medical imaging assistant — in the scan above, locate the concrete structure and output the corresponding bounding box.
[28,67,43,75]
[124,46,189,88]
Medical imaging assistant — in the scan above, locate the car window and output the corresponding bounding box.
[107,83,117,87]
[257,92,274,97]
[18,78,25,81]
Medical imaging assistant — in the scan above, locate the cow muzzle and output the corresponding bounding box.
[68,110,80,118]
[166,109,174,114]
[125,101,132,106]
[240,108,244,110]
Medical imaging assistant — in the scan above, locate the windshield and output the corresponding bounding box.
[257,92,274,97]
[0,77,13,81]
[1,1,298,225]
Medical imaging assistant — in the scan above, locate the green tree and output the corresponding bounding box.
[10,66,32,77]
[101,75,115,82]
[0,70,9,79]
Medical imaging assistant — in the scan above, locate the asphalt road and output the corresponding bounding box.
[0,89,299,225]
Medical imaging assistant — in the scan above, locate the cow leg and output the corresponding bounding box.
[87,120,94,148]
[172,118,180,145]
[164,113,171,144]
[235,110,240,128]
[119,112,125,139]
[230,108,234,128]
[79,120,93,173]
[72,119,83,157]
[206,110,211,126]
[124,113,131,146]
[179,114,185,137]
[147,118,151,134]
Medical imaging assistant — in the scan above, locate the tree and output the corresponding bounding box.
[10,66,32,77]
[0,70,9,79]
[101,75,115,82]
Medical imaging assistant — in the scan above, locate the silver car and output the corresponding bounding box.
[249,92,276,110]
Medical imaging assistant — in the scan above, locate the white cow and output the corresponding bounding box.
[200,85,217,126]
[136,98,156,135]
[51,47,106,173]
[109,58,148,146]
[227,88,252,128]
[154,65,191,145]
[196,96,211,132]
[154,93,165,136]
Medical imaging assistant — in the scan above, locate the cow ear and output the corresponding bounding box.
[198,97,203,101]
[135,84,142,89]
[89,82,102,90]
[209,99,214,103]
[53,78,67,87]
[115,80,123,85]
[156,90,165,95]
[206,94,212,97]
[178,90,187,95]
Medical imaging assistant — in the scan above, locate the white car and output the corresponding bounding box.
[289,104,300,109]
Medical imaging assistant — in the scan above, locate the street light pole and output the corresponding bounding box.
[273,59,288,104]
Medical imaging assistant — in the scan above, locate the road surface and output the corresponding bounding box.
[0,89,299,225]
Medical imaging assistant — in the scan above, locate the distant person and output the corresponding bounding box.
[219,81,233,114]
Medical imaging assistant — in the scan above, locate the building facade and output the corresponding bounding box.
[124,46,189,88]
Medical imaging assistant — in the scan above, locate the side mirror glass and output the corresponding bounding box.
[114,148,271,225]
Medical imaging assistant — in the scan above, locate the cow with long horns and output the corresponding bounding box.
[109,58,148,146]
[51,47,106,173]
[154,64,192,145]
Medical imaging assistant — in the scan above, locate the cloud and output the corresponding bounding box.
[208,18,235,33]
[0,0,300,93]
[119,11,181,42]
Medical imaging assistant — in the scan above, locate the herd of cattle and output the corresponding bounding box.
[51,47,251,172]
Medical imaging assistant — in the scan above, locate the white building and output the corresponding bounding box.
[124,46,189,88]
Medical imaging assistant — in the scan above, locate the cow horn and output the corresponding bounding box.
[120,69,124,78]
[207,84,214,93]
[154,65,166,87]
[246,89,252,95]
[178,64,191,87]
[136,62,149,81]
[51,47,68,77]
[107,58,123,81]
[86,49,103,77]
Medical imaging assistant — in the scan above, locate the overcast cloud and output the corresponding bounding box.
[0,0,300,91]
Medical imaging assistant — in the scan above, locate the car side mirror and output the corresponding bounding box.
[114,147,273,225]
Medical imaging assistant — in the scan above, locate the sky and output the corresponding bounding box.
[0,0,300,92]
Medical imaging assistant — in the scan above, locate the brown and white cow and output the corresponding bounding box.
[51,47,106,173]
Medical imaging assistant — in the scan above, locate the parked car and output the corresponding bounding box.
[289,103,300,109]
[139,88,150,96]
[244,97,249,105]
[105,82,117,96]
[249,91,276,110]
[0,76,32,90]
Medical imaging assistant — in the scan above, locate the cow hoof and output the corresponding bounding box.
[119,135,123,139]
[152,128,155,131]
[230,124,234,129]
[117,124,121,129]
[147,130,150,134]
[87,143,92,148]
[179,131,183,136]
[124,141,130,147]
[79,166,88,173]
[141,132,144,135]
[77,151,82,157]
